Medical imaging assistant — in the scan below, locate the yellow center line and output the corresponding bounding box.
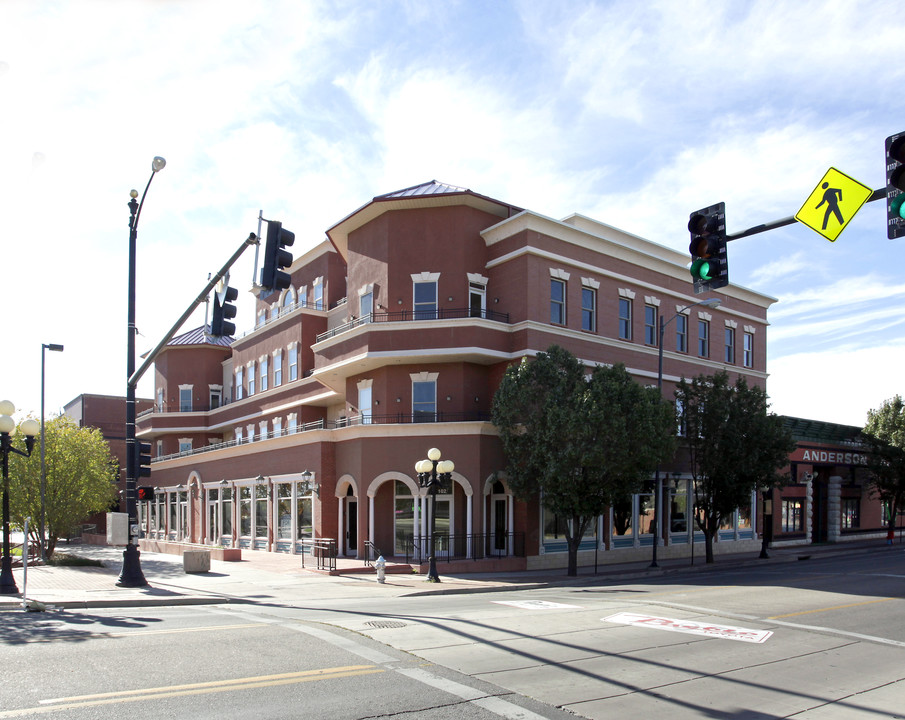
[0,666,384,718]
[769,597,894,619]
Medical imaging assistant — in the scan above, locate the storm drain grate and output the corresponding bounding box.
[364,620,408,629]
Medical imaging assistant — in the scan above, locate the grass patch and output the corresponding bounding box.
[47,553,104,568]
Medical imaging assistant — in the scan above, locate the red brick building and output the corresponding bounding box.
[135,180,778,569]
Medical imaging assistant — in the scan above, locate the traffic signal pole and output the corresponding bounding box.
[118,230,258,588]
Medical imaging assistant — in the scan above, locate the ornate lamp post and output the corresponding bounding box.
[0,400,39,594]
[119,156,166,588]
[650,296,721,568]
[415,447,454,583]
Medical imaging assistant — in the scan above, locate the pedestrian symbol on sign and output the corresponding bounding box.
[796,168,873,242]
[816,182,843,230]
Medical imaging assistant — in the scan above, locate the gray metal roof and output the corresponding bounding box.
[375,180,471,199]
[166,325,234,348]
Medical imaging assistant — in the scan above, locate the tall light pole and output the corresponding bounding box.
[0,400,39,594]
[650,296,721,568]
[118,156,166,588]
[415,448,454,582]
[40,343,64,561]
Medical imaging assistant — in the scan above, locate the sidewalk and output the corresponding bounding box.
[0,539,893,611]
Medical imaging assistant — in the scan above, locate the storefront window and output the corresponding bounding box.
[277,484,292,540]
[240,487,252,536]
[395,480,415,555]
[255,484,269,538]
[669,485,687,534]
[611,498,633,539]
[782,499,804,532]
[638,492,655,534]
[842,498,860,529]
[296,495,313,540]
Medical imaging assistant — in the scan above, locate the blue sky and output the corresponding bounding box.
[1,0,904,427]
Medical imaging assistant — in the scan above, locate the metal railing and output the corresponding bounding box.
[150,412,491,463]
[363,540,383,567]
[316,307,511,344]
[403,532,525,564]
[299,538,337,571]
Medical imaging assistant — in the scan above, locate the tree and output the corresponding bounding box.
[675,371,796,563]
[861,395,905,541]
[8,416,118,558]
[491,345,676,576]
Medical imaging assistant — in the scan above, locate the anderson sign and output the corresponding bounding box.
[791,448,866,466]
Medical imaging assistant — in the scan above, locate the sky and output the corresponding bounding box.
[1,0,904,429]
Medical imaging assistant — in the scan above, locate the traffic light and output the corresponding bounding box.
[137,486,155,502]
[688,202,728,294]
[261,220,295,293]
[886,132,905,239]
[136,441,152,478]
[211,282,238,337]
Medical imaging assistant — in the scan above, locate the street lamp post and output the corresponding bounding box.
[0,400,40,594]
[40,343,64,561]
[118,156,166,588]
[650,296,721,568]
[415,448,454,583]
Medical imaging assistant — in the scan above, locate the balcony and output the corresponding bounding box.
[151,410,492,463]
[315,307,511,344]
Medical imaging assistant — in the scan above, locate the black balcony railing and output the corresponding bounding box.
[150,411,492,463]
[402,532,525,564]
[316,307,510,344]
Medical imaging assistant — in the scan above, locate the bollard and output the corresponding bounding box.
[375,555,386,584]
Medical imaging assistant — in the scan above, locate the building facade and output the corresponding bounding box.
[135,181,777,569]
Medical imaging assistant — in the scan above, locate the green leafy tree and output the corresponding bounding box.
[8,416,118,558]
[676,371,796,563]
[861,395,905,538]
[491,345,676,576]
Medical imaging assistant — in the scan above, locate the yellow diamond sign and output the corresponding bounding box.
[795,167,873,242]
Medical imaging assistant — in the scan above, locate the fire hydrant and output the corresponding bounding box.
[375,555,386,584]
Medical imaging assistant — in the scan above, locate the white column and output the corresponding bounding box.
[507,495,514,556]
[827,476,842,543]
[369,495,375,548]
[337,498,344,557]
[466,493,473,558]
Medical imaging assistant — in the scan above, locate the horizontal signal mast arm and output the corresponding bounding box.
[725,188,885,241]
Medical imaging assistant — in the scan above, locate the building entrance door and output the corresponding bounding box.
[345,499,358,556]
[491,496,508,554]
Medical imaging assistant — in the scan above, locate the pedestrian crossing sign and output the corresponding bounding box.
[795,167,873,242]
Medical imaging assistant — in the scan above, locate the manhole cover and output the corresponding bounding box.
[364,620,408,629]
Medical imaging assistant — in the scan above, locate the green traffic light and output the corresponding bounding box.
[892,193,905,220]
[690,258,715,281]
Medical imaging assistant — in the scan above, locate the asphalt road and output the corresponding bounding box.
[2,547,903,719]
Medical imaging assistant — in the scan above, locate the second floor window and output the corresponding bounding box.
[725,327,735,364]
[413,380,436,421]
[619,298,632,340]
[581,288,596,332]
[698,320,710,358]
[314,281,324,311]
[248,365,256,396]
[179,387,192,412]
[274,352,282,386]
[260,357,269,392]
[235,368,244,400]
[743,332,754,368]
[550,279,566,325]
[414,281,437,320]
[676,314,688,353]
[361,291,373,321]
[644,305,658,346]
